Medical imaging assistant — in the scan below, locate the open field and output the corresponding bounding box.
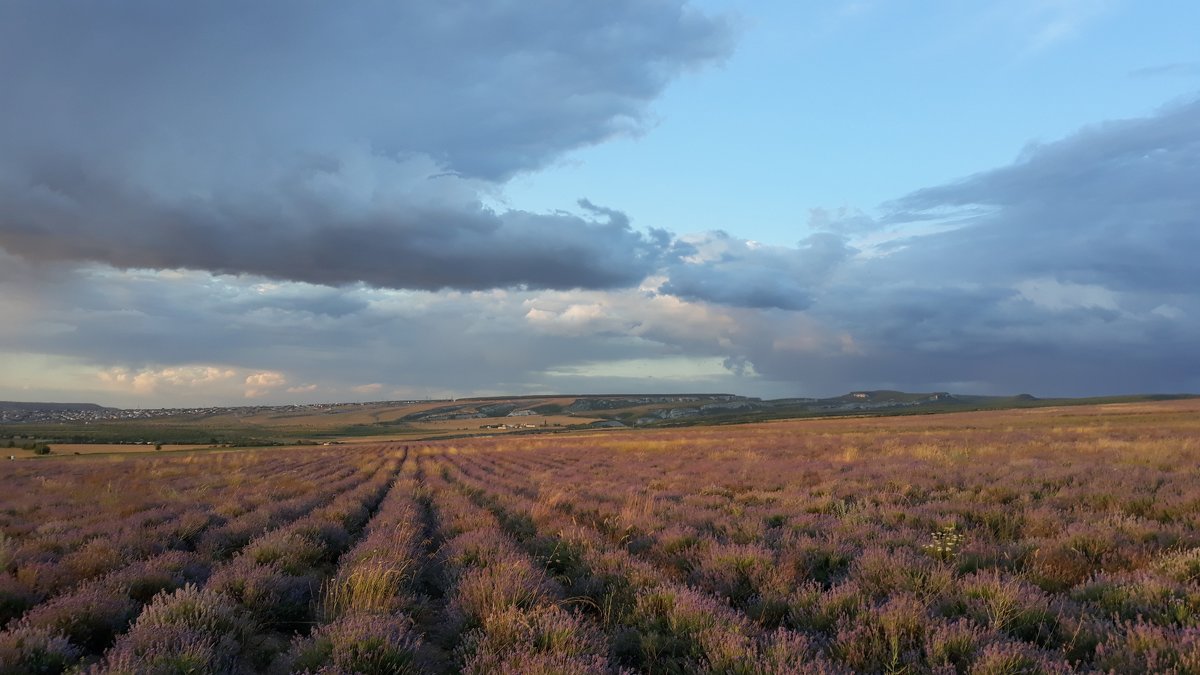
[324,413,601,439]
[7,392,1193,449]
[1,400,1198,673]
[4,443,215,460]
[1,400,608,448]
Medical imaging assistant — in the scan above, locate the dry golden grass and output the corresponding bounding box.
[320,561,415,621]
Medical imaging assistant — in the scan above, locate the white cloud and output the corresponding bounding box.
[244,371,288,399]
[98,365,239,396]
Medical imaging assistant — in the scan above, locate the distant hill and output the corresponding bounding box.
[0,401,119,425]
[0,401,113,412]
[2,392,1196,445]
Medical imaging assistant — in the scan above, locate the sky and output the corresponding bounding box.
[1,1,1198,407]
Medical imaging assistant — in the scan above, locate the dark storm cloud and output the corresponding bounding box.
[735,97,1200,395]
[884,97,1200,294]
[0,1,731,291]
[0,161,665,290]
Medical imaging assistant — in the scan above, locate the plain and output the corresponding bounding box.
[0,399,1198,673]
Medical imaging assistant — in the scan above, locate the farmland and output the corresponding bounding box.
[7,392,1190,450]
[1,400,1198,673]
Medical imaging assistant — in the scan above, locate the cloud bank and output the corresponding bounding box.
[1,2,1197,402]
[784,97,1200,394]
[0,1,729,292]
[4,95,1198,400]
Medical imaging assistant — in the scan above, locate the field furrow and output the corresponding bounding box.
[419,454,620,674]
[444,452,811,673]
[271,450,435,673]
[0,449,400,672]
[87,453,403,673]
[0,458,361,626]
[450,432,1200,673]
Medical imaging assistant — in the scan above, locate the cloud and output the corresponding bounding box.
[522,288,745,351]
[98,365,238,396]
[2,8,1197,404]
[661,231,855,310]
[807,207,880,234]
[244,371,287,399]
[0,2,731,292]
[886,97,1200,295]
[0,259,777,404]
[239,284,370,319]
[772,96,1200,395]
[0,152,670,292]
[544,356,732,381]
[1014,278,1119,312]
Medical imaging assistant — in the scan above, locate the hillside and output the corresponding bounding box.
[2,391,1195,447]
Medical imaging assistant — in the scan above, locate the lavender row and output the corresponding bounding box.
[420,455,618,674]
[0,450,400,673]
[273,460,430,673]
[88,453,402,673]
[0,454,387,671]
[0,456,363,627]
[460,434,1200,673]
[446,452,817,674]
[0,454,368,630]
[0,452,330,550]
[0,451,335,573]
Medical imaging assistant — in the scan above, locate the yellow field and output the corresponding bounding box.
[6,443,215,459]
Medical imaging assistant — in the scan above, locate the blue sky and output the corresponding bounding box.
[509,1,1200,245]
[1,1,1198,406]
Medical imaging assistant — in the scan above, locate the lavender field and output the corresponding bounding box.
[2,400,1199,673]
